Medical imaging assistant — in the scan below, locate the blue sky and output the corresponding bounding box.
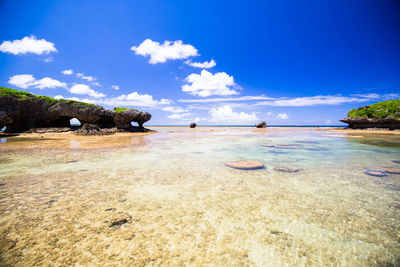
[0,0,399,125]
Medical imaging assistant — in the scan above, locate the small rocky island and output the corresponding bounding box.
[0,87,151,133]
[340,100,400,129]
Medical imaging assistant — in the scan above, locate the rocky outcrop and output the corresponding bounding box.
[0,87,152,132]
[190,123,197,128]
[340,117,400,130]
[256,121,266,128]
[340,100,400,129]
[113,107,151,128]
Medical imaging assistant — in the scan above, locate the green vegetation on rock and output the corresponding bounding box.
[0,87,98,107]
[347,100,400,119]
[113,107,129,113]
[64,99,97,108]
[0,87,34,99]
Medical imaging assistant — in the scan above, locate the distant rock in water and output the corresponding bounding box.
[340,100,400,129]
[0,87,152,132]
[190,123,197,128]
[256,121,266,128]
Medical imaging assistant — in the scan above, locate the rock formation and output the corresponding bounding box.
[340,100,400,129]
[256,121,266,128]
[190,123,197,128]
[0,87,152,132]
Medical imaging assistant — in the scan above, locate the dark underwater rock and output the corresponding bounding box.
[365,170,387,177]
[273,166,301,172]
[380,166,400,174]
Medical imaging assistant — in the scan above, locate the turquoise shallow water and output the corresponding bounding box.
[0,127,399,266]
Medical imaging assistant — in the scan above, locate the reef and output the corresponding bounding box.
[0,87,152,132]
[340,100,400,129]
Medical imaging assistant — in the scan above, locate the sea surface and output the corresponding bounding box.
[0,127,399,266]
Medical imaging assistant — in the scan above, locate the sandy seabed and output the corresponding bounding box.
[0,127,399,266]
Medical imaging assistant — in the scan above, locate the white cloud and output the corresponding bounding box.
[162,106,188,113]
[167,113,191,119]
[182,70,239,97]
[8,74,67,89]
[351,93,380,98]
[62,69,73,75]
[255,95,373,107]
[209,105,258,123]
[76,73,96,82]
[131,39,198,64]
[277,113,288,120]
[185,59,216,69]
[91,82,101,86]
[0,36,57,55]
[34,77,67,89]
[43,57,53,63]
[112,85,120,90]
[60,91,171,108]
[69,84,105,98]
[54,95,64,100]
[8,74,35,89]
[178,95,274,103]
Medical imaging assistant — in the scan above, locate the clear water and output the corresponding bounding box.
[0,127,399,266]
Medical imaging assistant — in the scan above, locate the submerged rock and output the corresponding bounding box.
[190,123,197,128]
[365,170,387,177]
[296,140,319,144]
[392,160,400,164]
[256,121,266,128]
[273,166,301,172]
[108,212,132,227]
[380,166,400,174]
[225,160,264,170]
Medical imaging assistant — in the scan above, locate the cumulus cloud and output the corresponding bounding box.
[277,113,288,119]
[69,84,105,98]
[54,95,64,100]
[8,74,67,89]
[162,106,188,113]
[209,105,258,123]
[185,59,216,69]
[0,36,57,55]
[131,39,198,64]
[112,85,120,90]
[167,113,191,119]
[182,70,239,97]
[76,73,96,82]
[62,69,73,75]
